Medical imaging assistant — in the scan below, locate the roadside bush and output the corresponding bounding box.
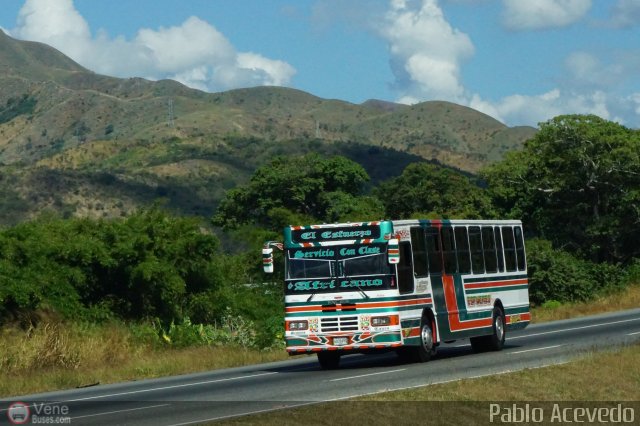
[624,259,640,285]
[161,309,259,348]
[526,239,625,305]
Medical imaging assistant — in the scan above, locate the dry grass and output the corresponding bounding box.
[531,284,640,323]
[0,322,288,398]
[1,285,638,399]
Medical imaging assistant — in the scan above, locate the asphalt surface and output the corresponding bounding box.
[2,308,639,425]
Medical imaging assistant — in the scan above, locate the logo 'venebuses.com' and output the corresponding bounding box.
[7,402,30,425]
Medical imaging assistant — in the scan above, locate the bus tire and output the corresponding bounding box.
[486,306,506,351]
[317,351,341,369]
[414,317,435,362]
[470,307,506,352]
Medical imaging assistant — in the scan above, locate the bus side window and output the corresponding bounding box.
[441,227,457,274]
[410,227,428,277]
[482,226,498,273]
[469,226,485,274]
[502,226,517,272]
[514,226,526,271]
[454,227,471,274]
[425,227,442,274]
[494,227,505,272]
[398,241,415,294]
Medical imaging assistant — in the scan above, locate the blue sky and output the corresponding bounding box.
[0,0,639,128]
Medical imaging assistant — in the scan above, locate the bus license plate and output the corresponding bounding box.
[333,337,348,346]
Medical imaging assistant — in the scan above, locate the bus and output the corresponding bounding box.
[262,219,530,369]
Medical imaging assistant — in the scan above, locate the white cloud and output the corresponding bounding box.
[376,0,639,127]
[632,93,640,115]
[9,0,296,92]
[609,0,640,28]
[381,0,474,103]
[470,89,615,127]
[502,0,592,31]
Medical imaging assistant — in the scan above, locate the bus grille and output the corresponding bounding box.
[321,316,359,332]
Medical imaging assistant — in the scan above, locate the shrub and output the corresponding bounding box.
[526,239,625,305]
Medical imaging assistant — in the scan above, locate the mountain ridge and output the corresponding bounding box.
[0,31,536,224]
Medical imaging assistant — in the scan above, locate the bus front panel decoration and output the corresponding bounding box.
[263,219,530,369]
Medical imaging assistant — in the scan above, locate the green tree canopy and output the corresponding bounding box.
[482,114,640,263]
[213,154,378,229]
[374,162,496,219]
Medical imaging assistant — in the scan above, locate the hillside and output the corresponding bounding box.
[0,31,536,224]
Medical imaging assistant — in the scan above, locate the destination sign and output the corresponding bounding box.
[291,246,381,259]
[287,278,384,293]
[291,225,381,244]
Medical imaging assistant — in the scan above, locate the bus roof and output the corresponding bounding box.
[283,219,522,248]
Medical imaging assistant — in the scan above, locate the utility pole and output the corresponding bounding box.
[167,98,175,127]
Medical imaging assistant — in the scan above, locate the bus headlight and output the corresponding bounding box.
[287,320,309,331]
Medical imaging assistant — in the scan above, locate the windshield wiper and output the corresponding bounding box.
[354,282,370,300]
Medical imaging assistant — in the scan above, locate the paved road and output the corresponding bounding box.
[2,308,639,425]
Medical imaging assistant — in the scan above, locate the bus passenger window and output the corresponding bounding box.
[502,227,517,272]
[482,226,498,273]
[425,227,442,274]
[441,227,457,274]
[455,227,471,274]
[494,227,505,272]
[514,226,526,271]
[410,227,428,277]
[469,226,485,274]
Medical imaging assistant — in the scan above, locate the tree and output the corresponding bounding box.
[483,115,640,263]
[374,162,496,219]
[213,154,375,229]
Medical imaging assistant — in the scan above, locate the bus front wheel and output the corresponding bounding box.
[415,317,435,362]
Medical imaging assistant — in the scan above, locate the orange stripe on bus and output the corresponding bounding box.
[284,298,432,313]
[464,278,528,289]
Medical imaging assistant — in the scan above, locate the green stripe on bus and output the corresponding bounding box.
[505,305,530,315]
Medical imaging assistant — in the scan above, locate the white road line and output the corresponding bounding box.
[627,331,640,336]
[72,403,170,420]
[510,317,640,340]
[510,344,563,354]
[63,372,278,403]
[329,368,406,382]
[325,361,571,401]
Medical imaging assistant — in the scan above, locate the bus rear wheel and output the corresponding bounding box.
[487,307,506,351]
[317,351,341,369]
[471,307,505,352]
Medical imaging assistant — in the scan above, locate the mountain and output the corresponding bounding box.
[0,31,536,224]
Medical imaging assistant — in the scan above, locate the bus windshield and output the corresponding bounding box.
[285,244,394,295]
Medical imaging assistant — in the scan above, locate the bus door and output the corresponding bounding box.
[423,225,456,341]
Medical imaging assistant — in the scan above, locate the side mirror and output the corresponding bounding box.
[388,238,400,264]
[262,248,274,273]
